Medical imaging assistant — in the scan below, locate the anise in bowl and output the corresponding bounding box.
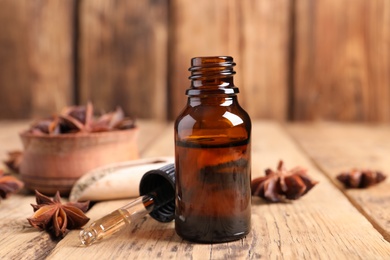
[19,103,139,196]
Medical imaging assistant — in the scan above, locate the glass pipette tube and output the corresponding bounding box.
[79,195,155,246]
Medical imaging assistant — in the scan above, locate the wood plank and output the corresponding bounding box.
[0,0,75,119]
[293,0,390,122]
[0,121,29,165]
[169,0,291,120]
[44,122,390,259]
[135,119,169,156]
[0,1,30,119]
[287,122,390,241]
[248,122,390,258]
[141,122,173,158]
[239,0,291,121]
[0,195,57,260]
[78,0,168,120]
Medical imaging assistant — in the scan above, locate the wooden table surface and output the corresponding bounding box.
[1,120,390,259]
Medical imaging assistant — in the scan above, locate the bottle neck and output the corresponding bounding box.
[191,76,234,88]
[188,95,238,107]
[186,56,239,97]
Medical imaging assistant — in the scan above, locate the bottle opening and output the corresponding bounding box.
[189,56,236,80]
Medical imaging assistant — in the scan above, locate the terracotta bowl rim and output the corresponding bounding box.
[19,127,139,139]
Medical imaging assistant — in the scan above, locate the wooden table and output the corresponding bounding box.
[1,120,390,259]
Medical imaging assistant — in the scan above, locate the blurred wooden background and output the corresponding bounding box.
[0,0,389,122]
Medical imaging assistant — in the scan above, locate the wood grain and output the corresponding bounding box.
[41,122,390,259]
[0,121,28,165]
[0,0,75,119]
[78,0,168,120]
[169,0,291,120]
[0,0,389,123]
[288,122,390,241]
[0,195,57,260]
[293,0,390,122]
[239,0,291,121]
[0,1,30,119]
[249,122,390,258]
[136,119,170,155]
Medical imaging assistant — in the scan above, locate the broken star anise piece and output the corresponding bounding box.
[251,160,318,202]
[0,169,24,200]
[337,169,386,188]
[28,190,90,238]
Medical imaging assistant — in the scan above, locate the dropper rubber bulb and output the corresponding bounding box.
[79,195,154,246]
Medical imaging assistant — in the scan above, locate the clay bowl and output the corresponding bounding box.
[19,128,139,196]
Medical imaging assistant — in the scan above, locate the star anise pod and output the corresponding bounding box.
[3,150,23,173]
[25,102,136,135]
[0,169,24,200]
[337,169,386,188]
[60,102,93,133]
[90,107,135,132]
[251,160,318,202]
[28,190,90,238]
[29,116,61,135]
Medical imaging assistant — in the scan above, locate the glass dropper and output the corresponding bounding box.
[79,163,176,246]
[79,194,155,246]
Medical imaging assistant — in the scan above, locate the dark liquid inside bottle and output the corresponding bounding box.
[175,137,251,243]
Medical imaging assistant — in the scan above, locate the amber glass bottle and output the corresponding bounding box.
[174,56,251,243]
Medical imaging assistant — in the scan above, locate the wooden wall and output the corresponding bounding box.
[294,0,390,121]
[0,0,389,122]
[0,0,75,119]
